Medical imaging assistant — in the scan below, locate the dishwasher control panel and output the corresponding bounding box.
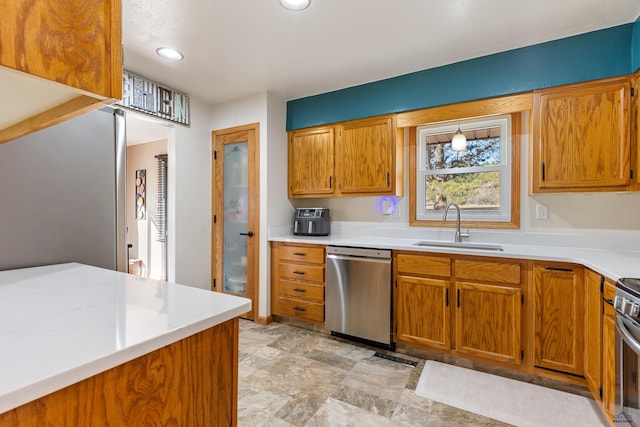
[326,246,391,259]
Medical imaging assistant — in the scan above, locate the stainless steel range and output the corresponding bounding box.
[614,278,640,426]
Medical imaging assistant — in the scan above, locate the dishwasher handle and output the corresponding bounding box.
[326,254,391,264]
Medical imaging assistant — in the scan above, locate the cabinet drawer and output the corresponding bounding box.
[397,254,451,278]
[280,280,324,302]
[455,259,521,285]
[278,297,324,323]
[279,262,325,283]
[280,245,325,264]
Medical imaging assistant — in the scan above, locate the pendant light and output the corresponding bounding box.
[451,124,467,151]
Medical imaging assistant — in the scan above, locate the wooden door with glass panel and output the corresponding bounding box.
[212,123,259,320]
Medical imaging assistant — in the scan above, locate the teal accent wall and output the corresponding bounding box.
[286,24,634,130]
[633,15,640,72]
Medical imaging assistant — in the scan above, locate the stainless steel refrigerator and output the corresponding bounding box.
[0,108,127,272]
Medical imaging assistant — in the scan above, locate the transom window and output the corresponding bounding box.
[414,114,518,227]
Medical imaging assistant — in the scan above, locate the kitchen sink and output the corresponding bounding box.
[413,241,504,251]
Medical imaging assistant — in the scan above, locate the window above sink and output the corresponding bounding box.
[407,95,524,230]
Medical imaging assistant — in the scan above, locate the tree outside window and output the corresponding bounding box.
[416,115,512,223]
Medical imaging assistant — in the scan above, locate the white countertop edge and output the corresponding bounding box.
[269,235,640,280]
[0,301,250,415]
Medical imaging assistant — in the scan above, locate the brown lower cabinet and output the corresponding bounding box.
[270,242,326,324]
[271,244,616,423]
[455,281,522,365]
[395,252,525,367]
[584,269,603,399]
[533,263,585,376]
[396,275,451,350]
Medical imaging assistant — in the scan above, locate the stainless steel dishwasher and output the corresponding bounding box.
[326,246,393,349]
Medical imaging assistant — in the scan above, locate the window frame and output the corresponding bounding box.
[416,115,512,222]
[409,112,521,230]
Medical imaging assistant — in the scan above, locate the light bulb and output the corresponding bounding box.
[155,47,184,61]
[452,127,467,151]
[280,0,311,11]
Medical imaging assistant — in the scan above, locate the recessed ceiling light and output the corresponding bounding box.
[279,0,310,11]
[155,47,184,61]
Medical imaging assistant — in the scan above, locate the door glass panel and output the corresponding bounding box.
[223,141,248,296]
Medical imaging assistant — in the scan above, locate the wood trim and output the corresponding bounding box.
[0,95,106,145]
[255,315,273,325]
[270,241,280,316]
[397,93,533,127]
[0,319,239,426]
[408,112,521,229]
[107,0,123,100]
[408,126,417,226]
[632,71,640,190]
[395,126,405,196]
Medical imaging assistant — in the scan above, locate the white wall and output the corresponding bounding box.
[210,92,290,320]
[168,95,214,289]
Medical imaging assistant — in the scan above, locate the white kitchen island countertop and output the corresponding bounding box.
[0,263,251,415]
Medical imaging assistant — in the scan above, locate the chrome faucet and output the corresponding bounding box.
[442,203,469,243]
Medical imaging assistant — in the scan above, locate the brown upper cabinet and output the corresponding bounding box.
[288,115,403,198]
[0,0,123,144]
[531,76,632,193]
[288,127,336,197]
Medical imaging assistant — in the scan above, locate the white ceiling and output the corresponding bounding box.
[125,112,173,145]
[122,0,640,109]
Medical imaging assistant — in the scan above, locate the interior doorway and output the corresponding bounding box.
[125,112,173,280]
[212,123,260,320]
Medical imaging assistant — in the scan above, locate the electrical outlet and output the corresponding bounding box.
[535,204,549,220]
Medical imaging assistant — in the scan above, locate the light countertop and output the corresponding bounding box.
[269,233,640,280]
[0,263,251,414]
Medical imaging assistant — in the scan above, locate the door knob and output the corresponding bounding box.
[240,231,254,237]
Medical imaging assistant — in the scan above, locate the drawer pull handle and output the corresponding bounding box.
[544,266,573,272]
[293,271,305,275]
[293,306,306,312]
[293,288,306,293]
[293,252,306,256]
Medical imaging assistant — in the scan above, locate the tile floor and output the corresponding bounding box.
[238,320,512,426]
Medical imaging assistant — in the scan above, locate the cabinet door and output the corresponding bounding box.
[288,127,335,197]
[602,302,616,422]
[396,276,451,350]
[584,269,603,401]
[212,125,259,320]
[336,116,395,194]
[0,0,122,98]
[533,264,584,375]
[532,78,631,192]
[455,282,522,365]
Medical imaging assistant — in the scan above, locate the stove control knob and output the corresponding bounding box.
[614,296,625,311]
[622,299,636,316]
[630,303,640,318]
